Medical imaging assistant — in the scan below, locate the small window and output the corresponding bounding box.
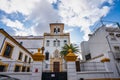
[0,65,7,72]
[46,40,50,46]
[28,58,31,64]
[53,40,56,46]
[54,28,56,33]
[85,53,91,60]
[18,52,23,61]
[45,64,48,68]
[45,52,49,60]
[22,66,26,72]
[114,46,120,50]
[27,67,30,72]
[109,33,114,35]
[14,65,21,72]
[116,34,120,37]
[58,28,60,32]
[64,40,67,44]
[24,55,28,62]
[57,40,60,46]
[3,43,14,58]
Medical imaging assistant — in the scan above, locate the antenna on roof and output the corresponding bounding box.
[116,22,120,28]
[100,16,104,26]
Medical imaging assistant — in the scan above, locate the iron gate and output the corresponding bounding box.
[42,72,67,80]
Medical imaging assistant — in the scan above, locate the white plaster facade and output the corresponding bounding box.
[81,25,120,78]
[0,29,33,72]
[13,36,44,54]
[81,26,120,61]
[13,23,70,72]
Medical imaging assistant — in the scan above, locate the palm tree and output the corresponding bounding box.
[60,44,79,57]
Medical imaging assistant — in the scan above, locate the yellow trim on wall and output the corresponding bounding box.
[1,41,14,59]
[0,61,9,72]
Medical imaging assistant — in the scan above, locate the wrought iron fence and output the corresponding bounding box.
[79,62,106,71]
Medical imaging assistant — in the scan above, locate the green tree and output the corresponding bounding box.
[60,44,79,57]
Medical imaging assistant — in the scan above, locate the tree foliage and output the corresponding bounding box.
[60,44,79,57]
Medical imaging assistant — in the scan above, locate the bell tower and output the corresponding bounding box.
[50,23,64,35]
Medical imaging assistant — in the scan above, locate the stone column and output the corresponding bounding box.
[65,49,77,80]
[31,48,44,80]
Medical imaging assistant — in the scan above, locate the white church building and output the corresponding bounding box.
[0,23,120,80]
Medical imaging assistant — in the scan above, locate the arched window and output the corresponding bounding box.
[54,28,56,32]
[45,51,49,60]
[46,40,50,46]
[53,40,56,46]
[58,28,60,32]
[57,40,60,46]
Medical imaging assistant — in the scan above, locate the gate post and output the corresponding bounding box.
[65,49,77,80]
[31,48,44,80]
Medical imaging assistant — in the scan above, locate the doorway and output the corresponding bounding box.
[53,62,60,72]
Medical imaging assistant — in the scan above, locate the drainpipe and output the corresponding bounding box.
[0,37,6,53]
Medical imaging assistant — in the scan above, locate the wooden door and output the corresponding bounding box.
[53,62,60,72]
[76,61,80,71]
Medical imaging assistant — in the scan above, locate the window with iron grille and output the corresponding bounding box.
[14,65,21,72]
[22,66,26,72]
[0,65,6,72]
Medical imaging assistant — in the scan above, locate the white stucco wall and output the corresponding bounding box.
[0,33,6,53]
[0,32,33,72]
[14,36,44,54]
[44,35,69,58]
[81,41,90,61]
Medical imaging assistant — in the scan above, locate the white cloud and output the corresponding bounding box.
[0,0,114,41]
[1,17,37,36]
[1,17,24,30]
[0,0,39,15]
[28,0,60,35]
[64,28,74,33]
[58,0,113,40]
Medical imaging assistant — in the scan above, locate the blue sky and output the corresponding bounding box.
[0,0,120,44]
